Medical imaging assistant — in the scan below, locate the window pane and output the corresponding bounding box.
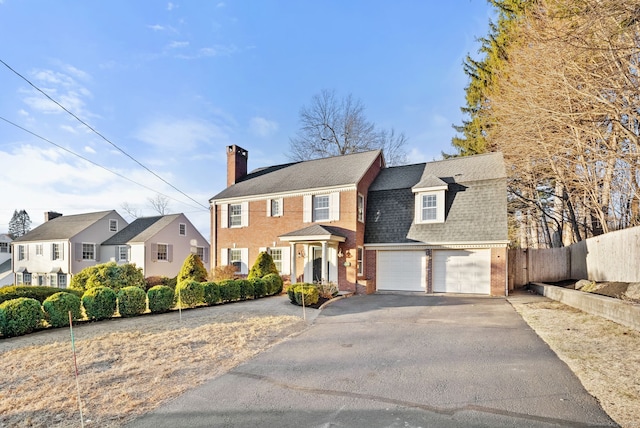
[119,246,128,261]
[357,247,364,275]
[179,223,186,235]
[422,195,437,221]
[313,195,330,221]
[82,243,95,260]
[157,244,168,261]
[230,204,242,227]
[271,249,282,272]
[358,194,365,222]
[230,249,242,272]
[109,219,118,232]
[271,199,281,216]
[0,242,7,253]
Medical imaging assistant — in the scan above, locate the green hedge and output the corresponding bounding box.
[82,286,117,321]
[43,292,82,328]
[0,297,43,337]
[175,280,204,308]
[237,279,254,300]
[117,286,147,317]
[218,279,240,303]
[202,282,221,305]
[263,273,283,296]
[71,262,145,292]
[250,278,267,299]
[287,283,319,306]
[0,286,83,305]
[147,285,174,313]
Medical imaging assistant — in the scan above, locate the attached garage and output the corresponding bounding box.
[376,250,426,291]
[432,249,491,294]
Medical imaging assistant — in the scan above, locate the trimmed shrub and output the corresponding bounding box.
[218,279,233,303]
[263,273,284,296]
[202,282,221,306]
[82,286,117,321]
[237,279,254,301]
[0,286,83,305]
[287,284,319,306]
[117,286,147,317]
[43,292,82,328]
[175,280,204,308]
[147,285,174,313]
[0,298,43,337]
[248,251,279,279]
[71,262,144,293]
[250,278,267,299]
[177,254,208,288]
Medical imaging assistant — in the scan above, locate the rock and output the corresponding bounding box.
[575,279,595,291]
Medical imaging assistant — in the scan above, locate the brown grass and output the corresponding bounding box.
[0,312,306,427]
[510,297,640,428]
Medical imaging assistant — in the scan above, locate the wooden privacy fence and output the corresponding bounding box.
[509,225,640,288]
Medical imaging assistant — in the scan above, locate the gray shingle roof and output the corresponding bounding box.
[365,153,507,244]
[0,258,11,275]
[102,214,181,245]
[13,211,116,242]
[279,224,347,239]
[210,150,382,201]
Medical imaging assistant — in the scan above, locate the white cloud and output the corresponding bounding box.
[167,41,189,49]
[167,2,176,11]
[84,145,96,154]
[216,2,225,8]
[60,125,77,134]
[148,24,165,31]
[134,118,230,152]
[249,117,279,138]
[18,109,29,117]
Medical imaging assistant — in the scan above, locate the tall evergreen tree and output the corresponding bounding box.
[450,0,530,156]
[8,209,31,238]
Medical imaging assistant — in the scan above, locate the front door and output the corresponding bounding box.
[312,247,322,282]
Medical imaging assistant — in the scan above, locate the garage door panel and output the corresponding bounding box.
[377,251,425,291]
[433,249,490,294]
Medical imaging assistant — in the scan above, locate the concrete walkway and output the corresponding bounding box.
[127,294,616,428]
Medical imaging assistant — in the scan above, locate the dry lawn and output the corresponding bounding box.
[509,295,640,428]
[0,305,307,427]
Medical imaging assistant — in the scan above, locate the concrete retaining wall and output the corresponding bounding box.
[529,283,640,331]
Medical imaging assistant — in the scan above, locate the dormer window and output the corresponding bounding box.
[109,219,118,232]
[412,174,447,224]
[422,194,437,221]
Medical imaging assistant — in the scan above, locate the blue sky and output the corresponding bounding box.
[0,0,493,238]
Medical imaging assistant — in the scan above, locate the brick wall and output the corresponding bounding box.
[490,247,507,296]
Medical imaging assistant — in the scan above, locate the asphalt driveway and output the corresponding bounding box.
[127,294,616,428]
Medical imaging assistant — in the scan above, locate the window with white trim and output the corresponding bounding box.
[35,244,43,256]
[270,248,283,273]
[58,274,67,288]
[52,243,61,260]
[229,204,242,227]
[118,246,129,262]
[357,193,365,223]
[270,199,282,217]
[313,195,330,222]
[157,244,168,261]
[179,223,186,236]
[0,242,8,253]
[23,273,32,285]
[50,274,57,288]
[422,194,437,221]
[357,247,364,276]
[82,243,96,260]
[196,246,206,261]
[230,249,242,272]
[18,245,25,261]
[109,219,118,232]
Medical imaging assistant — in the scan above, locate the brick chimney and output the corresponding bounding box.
[227,145,248,186]
[44,211,62,222]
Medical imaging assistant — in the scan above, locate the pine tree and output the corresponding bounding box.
[8,209,32,238]
[248,251,279,279]
[177,253,208,287]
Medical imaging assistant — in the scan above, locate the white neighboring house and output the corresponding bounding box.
[0,233,13,286]
[11,211,128,288]
[101,214,210,278]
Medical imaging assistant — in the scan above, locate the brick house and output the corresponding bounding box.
[209,145,508,295]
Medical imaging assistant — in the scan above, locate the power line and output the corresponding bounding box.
[0,115,206,212]
[0,58,208,210]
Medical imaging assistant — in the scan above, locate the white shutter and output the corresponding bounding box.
[241,201,249,227]
[221,204,229,228]
[240,248,249,274]
[259,247,267,254]
[167,244,173,262]
[281,247,291,275]
[415,194,421,223]
[221,248,229,265]
[303,195,312,223]
[266,200,272,217]
[75,243,82,261]
[277,198,284,216]
[151,243,158,261]
[330,192,340,221]
[60,243,64,260]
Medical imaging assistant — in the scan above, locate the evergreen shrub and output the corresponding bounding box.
[202,282,221,305]
[117,286,147,317]
[43,292,82,327]
[0,297,43,337]
[147,285,174,313]
[175,280,204,308]
[82,286,117,321]
[250,278,266,299]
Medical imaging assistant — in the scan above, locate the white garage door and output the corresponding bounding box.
[433,249,491,294]
[377,251,426,291]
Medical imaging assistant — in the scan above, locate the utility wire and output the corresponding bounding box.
[0,115,206,212]
[0,58,209,210]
